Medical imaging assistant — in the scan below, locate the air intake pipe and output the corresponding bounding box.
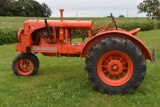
[59,9,64,21]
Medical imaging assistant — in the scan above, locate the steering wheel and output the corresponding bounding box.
[110,13,118,30]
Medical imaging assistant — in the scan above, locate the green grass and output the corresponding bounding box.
[0,30,160,107]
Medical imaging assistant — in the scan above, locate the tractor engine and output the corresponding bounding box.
[31,25,54,45]
[17,9,93,54]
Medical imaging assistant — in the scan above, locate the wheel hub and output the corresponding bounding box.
[107,60,123,76]
[112,64,119,71]
[23,64,28,69]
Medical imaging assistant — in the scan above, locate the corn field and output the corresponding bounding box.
[0,17,159,44]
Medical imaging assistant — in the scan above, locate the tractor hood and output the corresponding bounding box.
[24,20,93,30]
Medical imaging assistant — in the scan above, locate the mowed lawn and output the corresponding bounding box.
[0,30,160,107]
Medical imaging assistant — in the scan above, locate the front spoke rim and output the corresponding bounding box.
[16,58,34,75]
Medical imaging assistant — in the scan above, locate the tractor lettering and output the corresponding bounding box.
[32,47,57,52]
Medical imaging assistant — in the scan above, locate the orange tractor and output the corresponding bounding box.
[12,9,152,94]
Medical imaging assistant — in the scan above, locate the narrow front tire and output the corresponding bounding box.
[12,53,39,76]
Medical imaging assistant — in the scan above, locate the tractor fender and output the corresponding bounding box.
[81,30,152,61]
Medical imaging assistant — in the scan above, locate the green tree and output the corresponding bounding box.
[42,3,52,17]
[0,0,11,16]
[0,0,52,17]
[32,0,43,17]
[0,0,6,15]
[119,15,125,18]
[137,0,160,20]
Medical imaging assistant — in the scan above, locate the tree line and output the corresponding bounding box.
[138,0,160,20]
[0,0,52,17]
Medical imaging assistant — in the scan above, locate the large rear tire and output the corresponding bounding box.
[85,37,146,94]
[12,53,39,76]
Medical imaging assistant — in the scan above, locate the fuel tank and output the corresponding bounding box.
[24,20,93,30]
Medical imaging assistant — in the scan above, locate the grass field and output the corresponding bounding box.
[0,29,160,107]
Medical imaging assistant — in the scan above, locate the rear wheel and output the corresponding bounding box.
[85,37,146,94]
[12,53,39,76]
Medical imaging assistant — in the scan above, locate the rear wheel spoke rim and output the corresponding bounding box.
[97,51,133,86]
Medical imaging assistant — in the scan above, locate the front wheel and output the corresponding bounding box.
[85,37,146,94]
[12,53,39,76]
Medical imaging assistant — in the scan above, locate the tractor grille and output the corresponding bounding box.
[21,36,28,45]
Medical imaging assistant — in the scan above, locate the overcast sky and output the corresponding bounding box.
[36,0,146,17]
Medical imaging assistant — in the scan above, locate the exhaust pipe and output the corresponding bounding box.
[59,9,64,21]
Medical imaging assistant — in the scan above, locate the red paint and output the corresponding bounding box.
[97,51,133,86]
[15,9,152,61]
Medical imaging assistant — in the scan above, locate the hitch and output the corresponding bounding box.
[152,44,156,62]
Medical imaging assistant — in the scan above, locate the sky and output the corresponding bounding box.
[36,0,146,17]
